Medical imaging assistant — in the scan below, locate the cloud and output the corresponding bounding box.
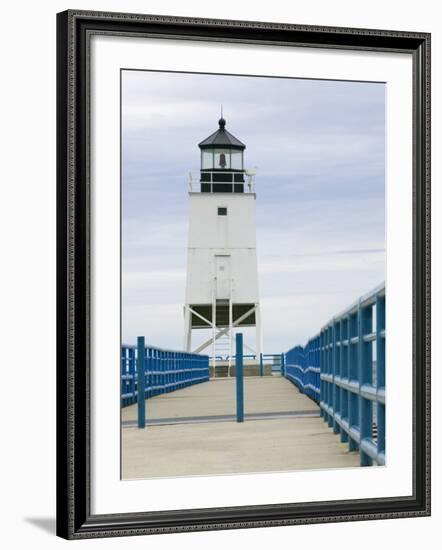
[121,70,385,350]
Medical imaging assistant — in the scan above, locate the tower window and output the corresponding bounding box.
[217,207,228,216]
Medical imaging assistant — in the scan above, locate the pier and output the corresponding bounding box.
[121,284,385,479]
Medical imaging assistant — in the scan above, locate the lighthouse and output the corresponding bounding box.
[184,116,261,376]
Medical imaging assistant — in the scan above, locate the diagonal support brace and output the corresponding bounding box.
[192,306,256,354]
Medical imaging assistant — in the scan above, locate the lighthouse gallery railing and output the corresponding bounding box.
[284,283,385,466]
[188,171,256,193]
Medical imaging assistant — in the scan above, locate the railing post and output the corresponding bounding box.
[147,346,152,398]
[319,331,324,417]
[340,319,349,443]
[280,352,285,376]
[316,336,321,405]
[376,294,386,459]
[129,346,136,405]
[151,348,156,396]
[358,301,373,466]
[236,333,244,423]
[121,347,127,407]
[162,350,166,392]
[174,351,178,391]
[348,313,358,451]
[137,336,146,429]
[166,350,170,392]
[259,352,263,377]
[332,320,339,434]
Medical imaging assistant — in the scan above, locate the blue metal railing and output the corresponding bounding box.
[284,283,386,467]
[320,284,385,466]
[285,336,321,403]
[121,343,209,407]
[209,353,280,378]
[211,354,257,361]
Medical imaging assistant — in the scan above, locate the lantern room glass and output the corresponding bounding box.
[201,148,244,170]
[201,150,213,169]
[214,148,231,169]
[231,150,243,170]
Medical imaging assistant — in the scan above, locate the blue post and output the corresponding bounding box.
[236,333,244,423]
[326,327,333,428]
[129,346,136,405]
[137,336,146,428]
[348,313,358,451]
[332,320,340,434]
[280,352,285,377]
[146,346,151,398]
[259,352,263,377]
[121,347,127,407]
[376,295,386,459]
[358,301,373,466]
[319,331,324,417]
[340,317,349,443]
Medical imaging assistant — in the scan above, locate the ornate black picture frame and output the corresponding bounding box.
[56,9,430,539]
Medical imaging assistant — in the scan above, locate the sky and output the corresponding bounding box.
[122,70,385,353]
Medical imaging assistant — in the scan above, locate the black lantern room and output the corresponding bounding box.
[198,117,246,193]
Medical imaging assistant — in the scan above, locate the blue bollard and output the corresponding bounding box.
[236,333,244,423]
[137,336,146,428]
[259,352,263,377]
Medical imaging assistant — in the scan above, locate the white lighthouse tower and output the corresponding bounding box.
[184,116,261,375]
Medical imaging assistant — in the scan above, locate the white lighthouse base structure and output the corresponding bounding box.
[184,191,261,376]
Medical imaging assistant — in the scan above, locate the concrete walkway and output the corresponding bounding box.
[122,376,318,422]
[122,377,360,479]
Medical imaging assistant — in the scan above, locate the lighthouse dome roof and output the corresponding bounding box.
[198,118,246,150]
